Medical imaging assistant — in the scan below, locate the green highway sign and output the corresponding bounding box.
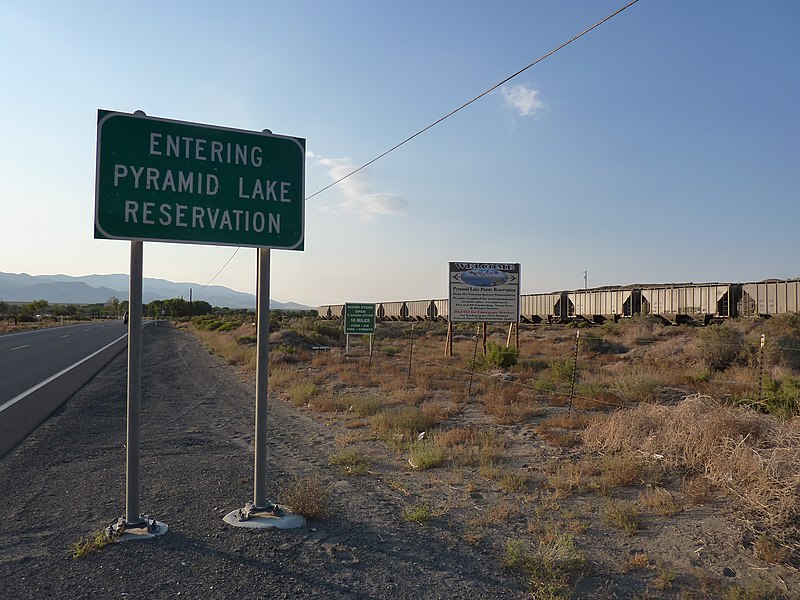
[344,303,376,335]
[95,110,305,249]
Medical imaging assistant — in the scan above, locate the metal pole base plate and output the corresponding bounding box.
[106,515,169,542]
[223,502,305,530]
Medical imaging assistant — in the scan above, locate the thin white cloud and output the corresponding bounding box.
[501,84,546,117]
[316,156,408,222]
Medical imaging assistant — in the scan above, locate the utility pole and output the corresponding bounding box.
[188,288,192,318]
[584,270,588,290]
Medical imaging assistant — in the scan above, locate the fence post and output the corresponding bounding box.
[758,333,765,404]
[568,330,580,418]
[444,321,453,357]
[468,324,480,396]
[407,322,415,382]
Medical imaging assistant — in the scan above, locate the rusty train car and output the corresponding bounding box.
[318,279,800,324]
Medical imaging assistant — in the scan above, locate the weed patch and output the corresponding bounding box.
[70,528,117,559]
[503,532,586,599]
[402,503,431,524]
[601,499,641,535]
[328,447,371,475]
[407,439,447,469]
[280,475,331,519]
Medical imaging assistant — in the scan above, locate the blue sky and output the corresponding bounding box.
[1,1,798,308]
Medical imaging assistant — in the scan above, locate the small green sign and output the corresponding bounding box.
[344,303,376,334]
[95,110,305,249]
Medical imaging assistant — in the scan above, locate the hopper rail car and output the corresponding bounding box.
[318,279,800,325]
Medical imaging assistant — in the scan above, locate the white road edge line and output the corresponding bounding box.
[11,345,31,351]
[0,333,128,414]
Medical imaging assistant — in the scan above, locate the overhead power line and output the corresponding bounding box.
[201,0,641,288]
[198,247,240,289]
[306,0,641,201]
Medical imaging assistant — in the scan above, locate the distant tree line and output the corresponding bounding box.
[0,297,130,322]
[0,297,312,324]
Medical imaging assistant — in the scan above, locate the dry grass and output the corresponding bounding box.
[601,499,642,535]
[288,381,317,406]
[640,487,682,517]
[279,474,331,519]
[482,386,544,424]
[184,316,800,591]
[683,475,717,505]
[193,328,256,370]
[584,395,800,551]
[435,426,508,467]
[539,411,588,430]
[390,387,429,406]
[628,552,653,570]
[608,368,662,403]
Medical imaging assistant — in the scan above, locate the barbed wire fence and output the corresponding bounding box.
[326,320,800,417]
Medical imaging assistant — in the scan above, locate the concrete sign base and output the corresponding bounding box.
[223,504,305,530]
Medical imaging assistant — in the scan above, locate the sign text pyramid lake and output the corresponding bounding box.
[95,110,305,249]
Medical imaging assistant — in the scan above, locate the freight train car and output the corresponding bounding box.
[406,300,434,321]
[377,301,406,320]
[431,299,448,321]
[568,288,636,323]
[640,284,739,324]
[519,293,570,323]
[739,280,800,316]
[317,304,345,320]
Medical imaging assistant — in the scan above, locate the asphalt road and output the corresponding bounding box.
[0,321,130,456]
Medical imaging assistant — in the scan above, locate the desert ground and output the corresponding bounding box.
[0,315,798,599]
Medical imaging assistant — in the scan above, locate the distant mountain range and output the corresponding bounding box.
[0,272,310,311]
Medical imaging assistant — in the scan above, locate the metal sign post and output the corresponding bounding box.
[253,248,271,508]
[222,247,305,529]
[106,239,167,539]
[125,240,144,525]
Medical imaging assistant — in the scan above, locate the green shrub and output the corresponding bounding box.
[548,359,575,383]
[761,376,800,417]
[697,325,742,371]
[194,318,240,332]
[503,534,585,599]
[770,335,800,371]
[484,342,520,368]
